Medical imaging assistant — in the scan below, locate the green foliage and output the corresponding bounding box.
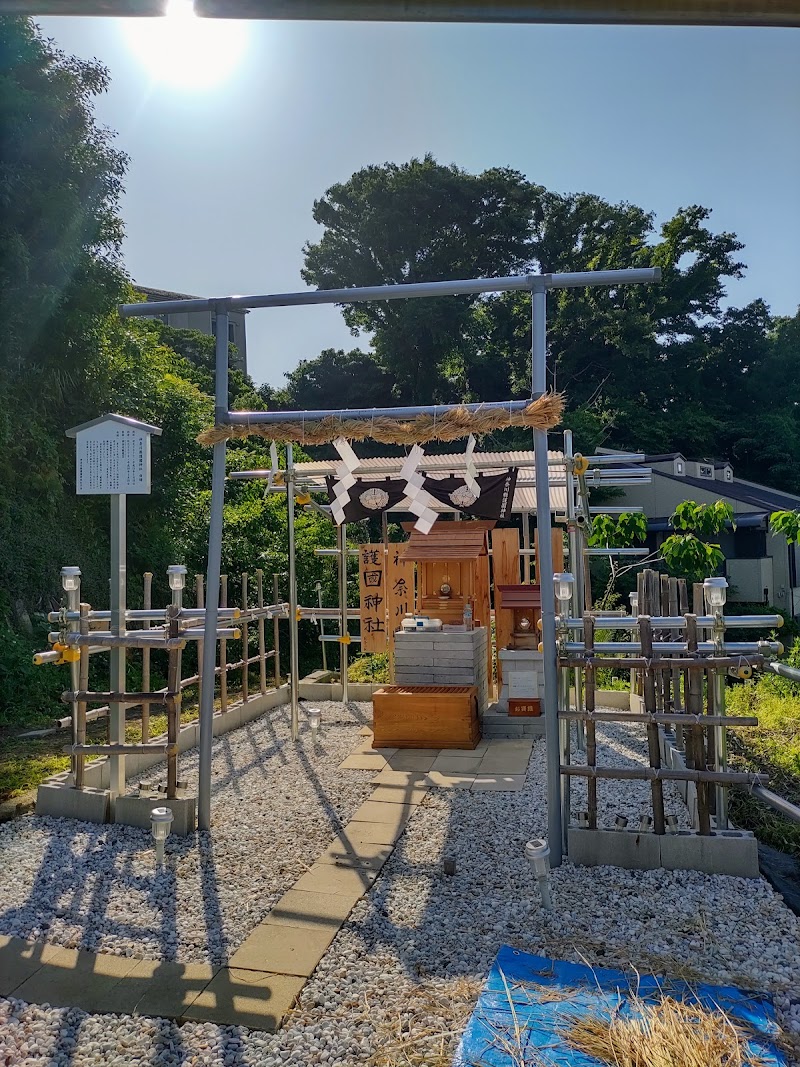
[347,653,390,683]
[588,512,647,548]
[769,510,800,546]
[670,500,734,536]
[659,500,731,583]
[660,534,724,584]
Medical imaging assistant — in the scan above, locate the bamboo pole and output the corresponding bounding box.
[639,616,666,834]
[584,615,597,829]
[686,614,711,835]
[74,602,90,789]
[165,605,180,799]
[559,710,757,726]
[241,571,249,704]
[256,569,267,695]
[561,765,766,785]
[220,574,228,713]
[141,572,152,744]
[273,573,282,685]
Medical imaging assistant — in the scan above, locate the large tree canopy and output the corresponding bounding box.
[302,155,540,402]
[298,157,800,490]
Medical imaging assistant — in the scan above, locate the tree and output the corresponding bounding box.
[0,18,128,618]
[587,512,650,608]
[302,156,540,402]
[270,348,394,413]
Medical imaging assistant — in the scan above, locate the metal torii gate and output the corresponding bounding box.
[121,265,661,863]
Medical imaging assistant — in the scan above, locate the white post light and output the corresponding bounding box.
[614,815,628,831]
[639,814,653,832]
[61,566,82,593]
[150,806,174,863]
[629,591,639,615]
[704,576,728,612]
[666,814,679,832]
[576,810,589,828]
[553,573,575,609]
[167,564,188,592]
[524,838,553,910]
[307,706,322,741]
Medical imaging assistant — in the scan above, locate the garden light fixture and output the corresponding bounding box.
[307,706,321,740]
[629,591,639,615]
[615,815,628,830]
[553,573,574,606]
[150,806,174,863]
[167,565,188,592]
[60,566,81,593]
[704,576,728,610]
[524,838,553,910]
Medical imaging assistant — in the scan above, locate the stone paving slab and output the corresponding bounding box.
[315,835,394,870]
[424,771,476,790]
[368,783,429,806]
[430,754,484,773]
[291,861,381,898]
[0,936,63,997]
[264,888,359,932]
[349,799,416,827]
[338,752,388,771]
[229,922,338,977]
[387,751,440,772]
[471,773,527,792]
[183,968,305,1031]
[371,767,429,787]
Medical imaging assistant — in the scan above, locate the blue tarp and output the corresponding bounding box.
[454,946,787,1066]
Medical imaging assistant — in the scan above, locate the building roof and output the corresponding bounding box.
[294,449,568,514]
[135,286,249,312]
[403,524,489,560]
[652,469,800,514]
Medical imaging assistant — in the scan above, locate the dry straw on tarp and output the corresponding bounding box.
[196,393,564,447]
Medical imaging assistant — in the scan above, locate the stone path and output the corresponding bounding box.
[0,733,533,1033]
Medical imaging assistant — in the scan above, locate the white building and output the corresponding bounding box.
[135,287,248,375]
[604,451,800,616]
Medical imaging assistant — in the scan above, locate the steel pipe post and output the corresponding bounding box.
[339,523,349,704]
[287,445,300,740]
[531,277,562,866]
[198,309,229,831]
[109,494,127,802]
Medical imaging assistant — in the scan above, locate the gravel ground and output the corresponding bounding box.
[0,701,375,964]
[1,706,798,1066]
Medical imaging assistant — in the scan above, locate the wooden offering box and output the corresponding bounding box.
[373,685,480,749]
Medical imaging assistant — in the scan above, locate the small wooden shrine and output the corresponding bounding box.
[496,585,542,650]
[401,520,493,632]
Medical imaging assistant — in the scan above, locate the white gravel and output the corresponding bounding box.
[0,701,375,964]
[1,705,798,1066]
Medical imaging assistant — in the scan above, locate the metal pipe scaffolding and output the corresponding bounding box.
[125,266,662,839]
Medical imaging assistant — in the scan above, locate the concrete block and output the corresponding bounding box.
[387,751,439,771]
[265,888,356,932]
[36,783,110,825]
[113,793,197,836]
[660,831,760,878]
[568,827,661,871]
[472,774,526,792]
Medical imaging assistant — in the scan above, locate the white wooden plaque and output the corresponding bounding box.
[75,422,152,495]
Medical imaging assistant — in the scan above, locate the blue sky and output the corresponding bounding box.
[39,15,800,388]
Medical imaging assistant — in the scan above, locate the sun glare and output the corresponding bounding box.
[122,0,247,90]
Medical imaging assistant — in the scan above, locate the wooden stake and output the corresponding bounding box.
[75,602,89,789]
[241,571,249,704]
[686,614,711,835]
[256,569,267,695]
[639,616,666,834]
[584,615,597,829]
[220,574,228,713]
[141,572,152,745]
[166,606,180,799]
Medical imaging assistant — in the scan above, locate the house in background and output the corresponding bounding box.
[599,451,800,617]
[135,287,249,375]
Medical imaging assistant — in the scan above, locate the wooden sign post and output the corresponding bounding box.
[358,544,387,653]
